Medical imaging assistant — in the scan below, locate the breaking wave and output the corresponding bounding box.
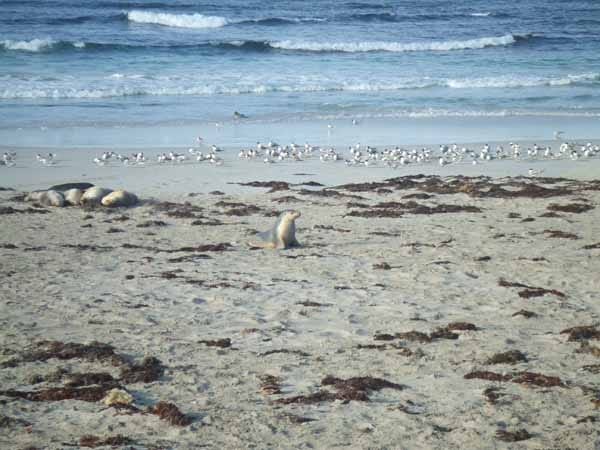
[126,10,229,28]
[269,34,528,53]
[0,38,85,52]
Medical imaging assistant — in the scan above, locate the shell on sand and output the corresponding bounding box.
[64,188,83,206]
[102,388,134,407]
[101,190,138,207]
[81,187,113,206]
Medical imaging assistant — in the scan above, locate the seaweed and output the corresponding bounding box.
[64,372,116,387]
[167,254,212,263]
[277,375,403,404]
[0,206,49,215]
[198,338,231,348]
[237,181,290,193]
[495,429,531,442]
[543,229,580,240]
[498,278,566,298]
[465,370,564,387]
[223,205,262,216]
[394,331,432,343]
[513,372,564,387]
[561,325,600,341]
[582,242,600,250]
[402,193,433,200]
[373,262,391,270]
[272,196,303,203]
[298,189,365,200]
[547,203,594,214]
[136,220,168,228]
[283,414,317,424]
[106,227,125,233]
[60,243,114,252]
[148,401,192,426]
[259,349,309,357]
[259,374,282,395]
[464,371,512,382]
[120,357,164,384]
[445,322,477,331]
[6,341,125,367]
[153,201,204,219]
[486,350,527,365]
[296,300,329,307]
[0,385,117,402]
[347,201,481,218]
[79,435,135,448]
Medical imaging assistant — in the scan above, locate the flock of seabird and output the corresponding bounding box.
[2,132,599,176]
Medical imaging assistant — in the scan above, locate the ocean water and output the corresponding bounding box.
[1,0,600,147]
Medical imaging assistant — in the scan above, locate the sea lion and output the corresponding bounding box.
[81,187,112,206]
[101,190,138,208]
[249,210,301,249]
[48,182,94,192]
[64,188,83,206]
[31,190,65,207]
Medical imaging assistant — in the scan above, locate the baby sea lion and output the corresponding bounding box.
[81,187,113,206]
[249,210,301,249]
[101,190,138,207]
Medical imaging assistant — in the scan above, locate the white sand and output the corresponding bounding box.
[1,144,599,449]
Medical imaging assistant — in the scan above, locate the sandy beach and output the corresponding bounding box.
[1,146,600,449]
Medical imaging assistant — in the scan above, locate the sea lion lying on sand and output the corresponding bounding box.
[64,188,83,206]
[249,210,301,249]
[101,190,138,207]
[81,187,113,206]
[25,190,65,207]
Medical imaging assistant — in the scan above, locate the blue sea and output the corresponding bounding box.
[1,0,600,147]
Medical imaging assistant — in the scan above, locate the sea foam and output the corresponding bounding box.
[270,34,520,53]
[127,10,229,28]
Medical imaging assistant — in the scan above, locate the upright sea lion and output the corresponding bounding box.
[101,190,138,207]
[249,210,301,249]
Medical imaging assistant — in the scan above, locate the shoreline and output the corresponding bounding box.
[2,115,600,150]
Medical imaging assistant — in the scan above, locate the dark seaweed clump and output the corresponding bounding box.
[277,375,404,404]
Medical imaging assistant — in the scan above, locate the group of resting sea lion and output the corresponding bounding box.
[25,182,300,249]
[25,182,138,208]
